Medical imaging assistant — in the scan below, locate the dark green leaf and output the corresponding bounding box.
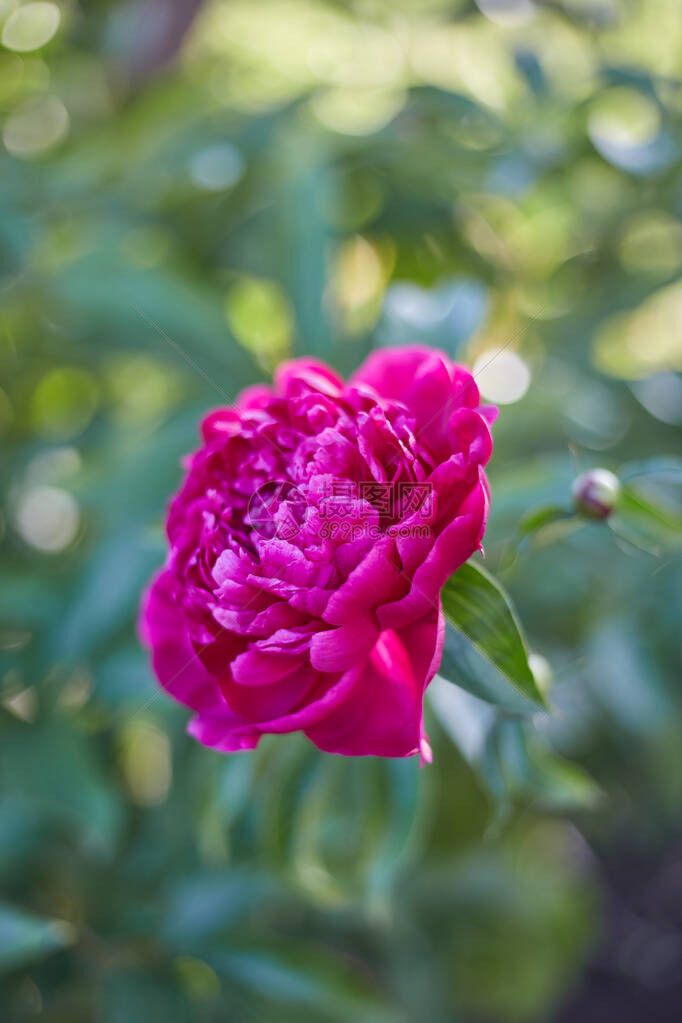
[441,561,546,710]
[1,721,123,854]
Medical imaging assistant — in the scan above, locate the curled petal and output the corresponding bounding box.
[275,358,344,398]
[353,346,480,459]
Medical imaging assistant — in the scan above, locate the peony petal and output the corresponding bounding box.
[323,535,404,626]
[236,383,274,411]
[221,663,321,721]
[304,606,443,757]
[275,358,344,398]
[310,616,379,672]
[212,600,306,637]
[186,660,366,752]
[379,476,488,629]
[200,408,242,443]
[187,714,261,752]
[231,646,307,687]
[446,407,493,469]
[141,344,493,762]
[353,346,480,460]
[140,570,224,713]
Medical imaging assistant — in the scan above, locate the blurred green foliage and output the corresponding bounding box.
[1,1,681,1020]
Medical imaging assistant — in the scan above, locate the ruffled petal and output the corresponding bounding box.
[353,346,480,460]
[322,535,404,626]
[379,476,488,629]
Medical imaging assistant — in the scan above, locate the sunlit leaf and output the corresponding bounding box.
[440,560,546,711]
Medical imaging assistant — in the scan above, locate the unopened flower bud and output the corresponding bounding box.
[572,468,621,520]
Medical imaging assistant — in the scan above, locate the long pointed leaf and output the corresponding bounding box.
[440,560,546,710]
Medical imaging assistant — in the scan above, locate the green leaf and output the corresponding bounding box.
[428,676,509,818]
[518,504,571,537]
[609,483,682,553]
[429,679,600,817]
[0,903,75,973]
[609,456,681,553]
[521,744,603,812]
[102,971,191,1023]
[1,720,123,854]
[209,945,389,1021]
[51,534,160,662]
[164,874,281,948]
[501,505,583,570]
[440,561,546,711]
[496,721,601,812]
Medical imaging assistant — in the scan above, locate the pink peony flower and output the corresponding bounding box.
[139,346,496,759]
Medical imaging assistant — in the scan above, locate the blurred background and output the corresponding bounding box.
[1,0,681,1020]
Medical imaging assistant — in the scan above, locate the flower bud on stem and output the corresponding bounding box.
[572,469,621,520]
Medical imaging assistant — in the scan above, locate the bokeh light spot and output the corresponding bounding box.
[174,956,221,1001]
[25,446,81,484]
[476,0,535,26]
[473,349,531,404]
[3,93,68,156]
[589,88,660,149]
[333,236,384,310]
[118,719,172,807]
[226,276,293,370]
[2,2,60,53]
[311,86,405,136]
[105,354,181,426]
[631,372,682,426]
[14,485,80,552]
[593,282,682,379]
[619,211,682,277]
[190,143,245,191]
[30,367,98,440]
